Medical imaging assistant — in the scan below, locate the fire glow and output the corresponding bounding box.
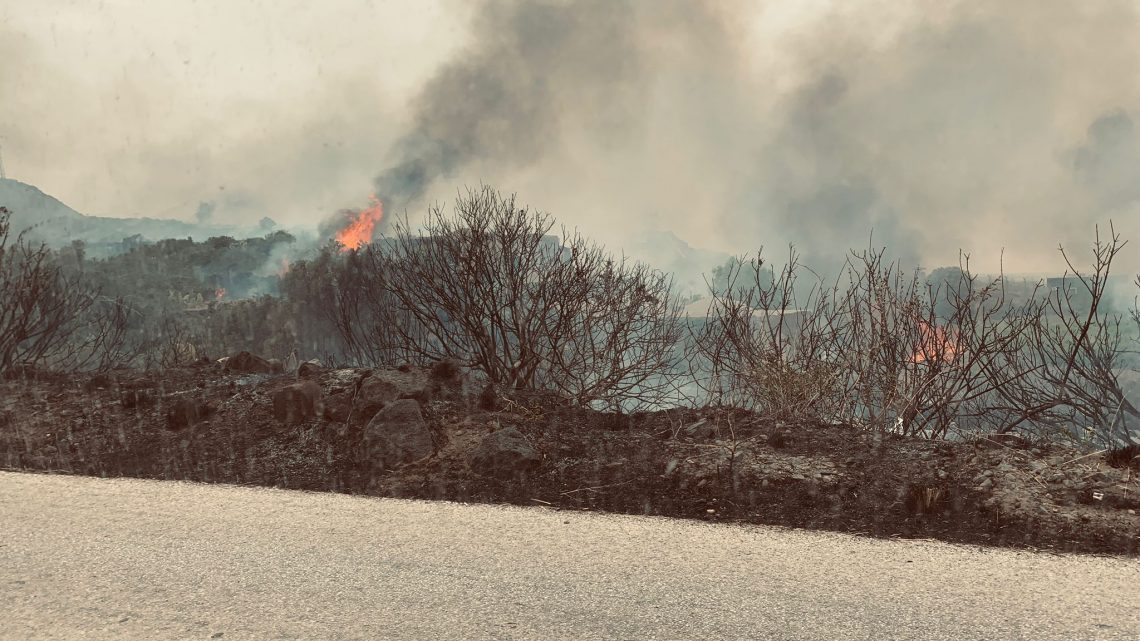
[913,320,958,364]
[336,194,384,251]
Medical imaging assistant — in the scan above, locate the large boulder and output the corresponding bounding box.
[355,376,401,424]
[272,380,323,424]
[468,427,542,479]
[225,351,274,374]
[363,399,435,470]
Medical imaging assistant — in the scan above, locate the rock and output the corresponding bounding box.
[353,369,439,424]
[165,395,210,430]
[977,477,994,491]
[363,399,434,470]
[272,381,323,424]
[323,391,352,423]
[297,360,324,379]
[267,358,285,374]
[225,351,274,374]
[468,427,542,479]
[355,376,401,425]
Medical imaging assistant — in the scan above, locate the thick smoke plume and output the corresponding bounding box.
[7,1,1140,277]
[371,0,648,215]
[374,0,1140,277]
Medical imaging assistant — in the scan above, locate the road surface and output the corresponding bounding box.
[1,471,1137,640]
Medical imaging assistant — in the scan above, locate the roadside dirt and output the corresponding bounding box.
[2,363,1137,555]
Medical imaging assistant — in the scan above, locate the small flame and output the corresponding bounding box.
[913,320,957,364]
[215,287,226,301]
[336,194,384,252]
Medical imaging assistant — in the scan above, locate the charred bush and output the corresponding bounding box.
[0,208,136,373]
[323,186,685,411]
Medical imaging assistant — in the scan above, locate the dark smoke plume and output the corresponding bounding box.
[372,0,648,216]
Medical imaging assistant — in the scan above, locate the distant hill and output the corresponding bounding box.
[624,230,732,297]
[0,178,83,232]
[0,178,250,250]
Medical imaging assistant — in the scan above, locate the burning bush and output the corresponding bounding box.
[688,226,1140,449]
[326,186,685,410]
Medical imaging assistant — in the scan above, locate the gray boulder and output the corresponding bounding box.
[297,359,324,379]
[354,376,401,426]
[469,427,542,479]
[363,399,434,470]
[272,380,323,424]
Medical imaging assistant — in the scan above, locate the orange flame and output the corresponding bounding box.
[913,320,957,364]
[336,194,384,252]
[215,287,226,301]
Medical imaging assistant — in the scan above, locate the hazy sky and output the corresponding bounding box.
[5,0,1140,275]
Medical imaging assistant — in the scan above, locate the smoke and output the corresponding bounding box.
[7,0,1140,281]
[0,3,459,227]
[371,0,650,216]
[745,1,1140,276]
[371,0,1140,279]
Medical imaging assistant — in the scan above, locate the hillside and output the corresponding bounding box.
[0,178,249,250]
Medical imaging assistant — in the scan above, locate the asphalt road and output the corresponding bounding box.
[1,472,1137,641]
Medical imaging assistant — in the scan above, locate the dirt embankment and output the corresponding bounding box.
[1,360,1137,555]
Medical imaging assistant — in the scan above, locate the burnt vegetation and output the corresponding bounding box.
[4,191,1140,448]
[2,191,1140,554]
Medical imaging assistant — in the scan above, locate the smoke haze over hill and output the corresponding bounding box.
[4,1,1140,276]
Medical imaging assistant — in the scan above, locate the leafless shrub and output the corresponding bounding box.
[688,241,1059,442]
[139,314,204,370]
[989,224,1139,448]
[686,248,849,422]
[0,207,136,374]
[834,246,1048,439]
[334,186,685,410]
